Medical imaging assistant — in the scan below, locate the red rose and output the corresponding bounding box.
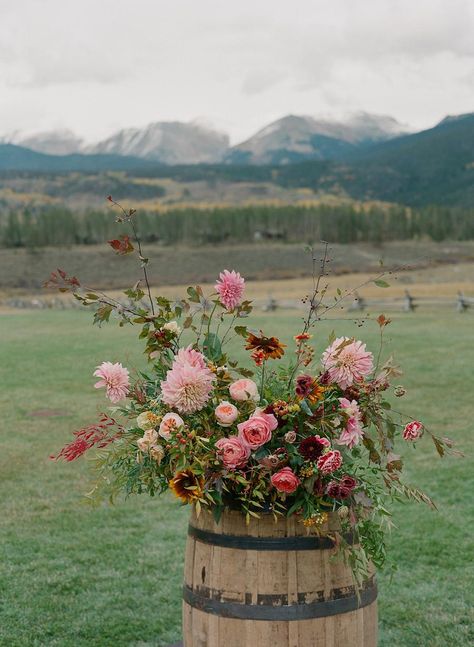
[271,467,300,494]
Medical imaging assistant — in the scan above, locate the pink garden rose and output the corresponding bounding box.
[403,421,423,441]
[237,411,277,449]
[215,269,245,311]
[337,398,364,449]
[317,450,343,474]
[93,361,130,403]
[271,467,300,494]
[322,337,373,390]
[229,378,259,402]
[159,412,184,440]
[216,436,251,469]
[215,401,239,427]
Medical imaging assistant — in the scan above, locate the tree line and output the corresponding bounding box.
[1,203,474,248]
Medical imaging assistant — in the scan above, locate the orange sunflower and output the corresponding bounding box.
[169,469,203,503]
[245,331,286,360]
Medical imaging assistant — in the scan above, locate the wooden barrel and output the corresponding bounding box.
[183,507,377,647]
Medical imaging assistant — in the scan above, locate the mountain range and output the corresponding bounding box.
[1,111,474,207]
[1,112,406,165]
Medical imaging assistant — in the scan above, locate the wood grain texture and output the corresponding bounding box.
[183,506,377,647]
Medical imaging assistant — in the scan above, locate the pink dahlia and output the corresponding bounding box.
[93,361,130,403]
[337,397,364,449]
[160,362,214,414]
[173,345,207,370]
[215,269,245,311]
[322,337,373,389]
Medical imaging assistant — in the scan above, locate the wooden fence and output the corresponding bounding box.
[2,290,474,313]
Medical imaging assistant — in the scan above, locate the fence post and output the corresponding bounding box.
[457,291,469,313]
[349,291,365,311]
[403,290,416,312]
[263,297,278,312]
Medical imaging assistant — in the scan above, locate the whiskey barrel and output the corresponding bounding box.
[183,506,377,647]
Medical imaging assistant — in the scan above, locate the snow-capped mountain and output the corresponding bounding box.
[0,113,411,166]
[0,129,84,155]
[87,121,230,164]
[225,112,410,164]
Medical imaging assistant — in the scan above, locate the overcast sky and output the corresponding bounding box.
[1,0,473,144]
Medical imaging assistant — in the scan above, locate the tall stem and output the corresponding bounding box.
[108,197,155,315]
[128,218,155,315]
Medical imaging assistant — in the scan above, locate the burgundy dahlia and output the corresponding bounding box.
[340,475,357,490]
[299,435,329,461]
[326,475,357,499]
[295,374,314,398]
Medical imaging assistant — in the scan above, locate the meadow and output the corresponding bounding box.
[1,307,473,646]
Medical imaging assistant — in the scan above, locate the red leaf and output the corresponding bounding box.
[108,235,134,255]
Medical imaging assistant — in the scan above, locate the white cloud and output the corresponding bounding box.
[0,0,473,143]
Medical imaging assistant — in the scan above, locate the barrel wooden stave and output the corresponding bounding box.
[183,507,377,647]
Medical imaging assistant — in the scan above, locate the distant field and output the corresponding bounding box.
[2,239,474,294]
[1,309,473,646]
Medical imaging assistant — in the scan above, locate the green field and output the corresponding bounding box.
[1,309,473,646]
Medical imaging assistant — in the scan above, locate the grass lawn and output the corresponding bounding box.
[1,308,473,646]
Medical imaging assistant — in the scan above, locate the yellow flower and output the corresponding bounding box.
[301,512,328,527]
[169,469,203,503]
[136,411,161,431]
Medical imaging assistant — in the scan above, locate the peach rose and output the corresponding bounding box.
[216,436,251,469]
[215,401,239,427]
[271,467,300,494]
[237,411,277,449]
[137,429,158,452]
[159,412,184,440]
[150,445,165,464]
[229,378,259,402]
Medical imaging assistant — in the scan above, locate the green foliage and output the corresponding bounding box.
[2,202,474,249]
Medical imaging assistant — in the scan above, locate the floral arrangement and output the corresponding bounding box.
[49,200,457,582]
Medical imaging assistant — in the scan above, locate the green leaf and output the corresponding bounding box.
[186,287,200,303]
[234,325,248,338]
[203,333,222,361]
[299,399,313,416]
[212,504,224,524]
[374,279,390,288]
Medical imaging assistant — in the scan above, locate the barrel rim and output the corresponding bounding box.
[188,523,355,550]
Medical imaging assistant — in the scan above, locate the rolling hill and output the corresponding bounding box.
[0,144,157,173]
